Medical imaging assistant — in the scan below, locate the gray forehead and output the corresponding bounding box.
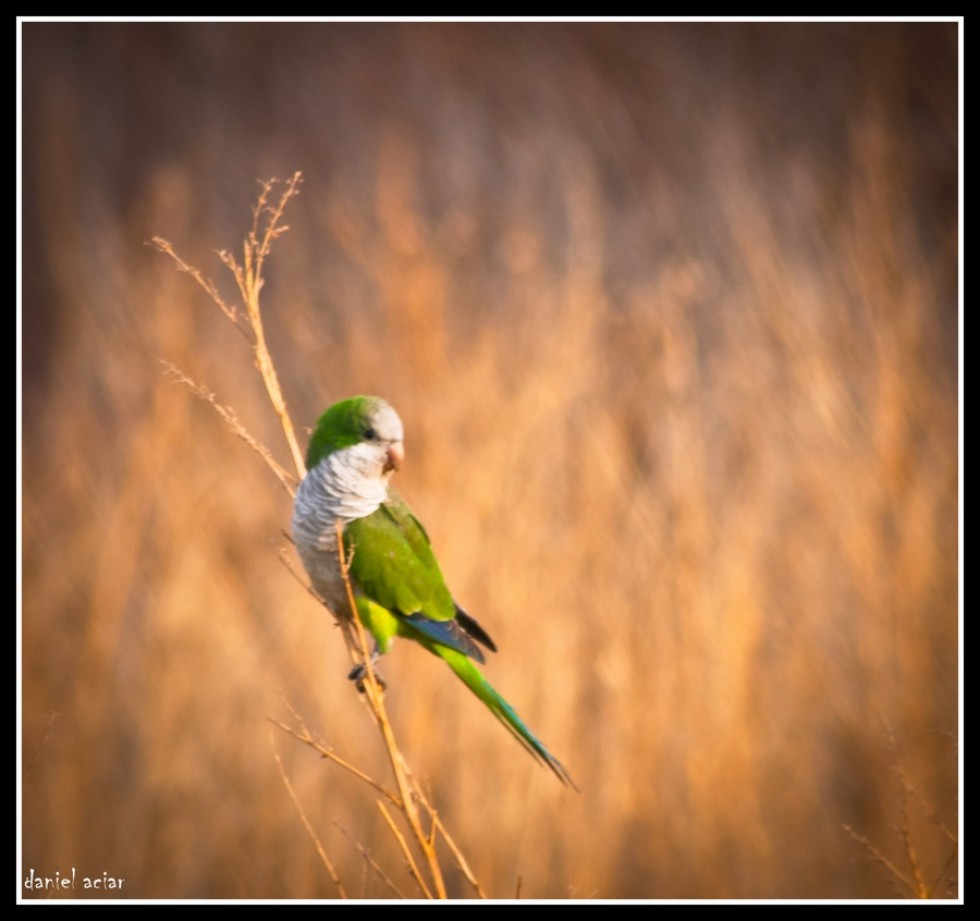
[370,401,404,441]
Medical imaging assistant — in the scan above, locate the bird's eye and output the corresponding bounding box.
[363,427,378,441]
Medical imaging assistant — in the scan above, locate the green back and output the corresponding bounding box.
[345,490,456,623]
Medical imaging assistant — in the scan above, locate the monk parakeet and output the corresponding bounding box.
[292,396,573,786]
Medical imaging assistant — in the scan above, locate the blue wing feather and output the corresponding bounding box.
[403,613,486,663]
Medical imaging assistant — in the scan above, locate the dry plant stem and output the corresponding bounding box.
[891,763,958,898]
[268,717,397,805]
[272,739,348,897]
[278,544,323,600]
[896,770,928,898]
[153,174,306,479]
[377,800,434,899]
[333,823,408,899]
[842,824,919,898]
[416,798,487,898]
[162,362,297,494]
[842,780,956,899]
[220,174,307,479]
[843,730,957,899]
[929,848,958,900]
[275,699,485,898]
[336,521,449,900]
[148,237,243,332]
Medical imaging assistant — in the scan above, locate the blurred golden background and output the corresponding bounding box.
[21,22,958,899]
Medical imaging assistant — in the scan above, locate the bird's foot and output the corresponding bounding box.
[347,661,387,693]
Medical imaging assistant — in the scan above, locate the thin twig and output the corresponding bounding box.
[843,824,918,898]
[898,765,957,845]
[377,800,434,899]
[253,173,303,269]
[926,847,958,900]
[334,823,407,899]
[415,788,487,898]
[336,523,449,899]
[278,545,332,605]
[162,362,296,494]
[218,174,306,478]
[268,713,398,807]
[272,736,347,897]
[157,176,306,477]
[148,236,247,336]
[895,767,928,898]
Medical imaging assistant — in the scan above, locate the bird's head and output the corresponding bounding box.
[305,396,405,480]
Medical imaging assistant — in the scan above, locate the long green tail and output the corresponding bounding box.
[441,648,577,789]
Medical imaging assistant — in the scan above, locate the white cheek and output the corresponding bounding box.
[323,443,392,514]
[339,442,387,477]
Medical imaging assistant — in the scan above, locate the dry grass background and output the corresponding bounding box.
[20,22,959,899]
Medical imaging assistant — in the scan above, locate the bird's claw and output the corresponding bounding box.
[347,662,387,693]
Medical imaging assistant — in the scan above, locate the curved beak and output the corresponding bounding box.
[383,441,404,474]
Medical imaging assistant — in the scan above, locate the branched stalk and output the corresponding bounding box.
[160,361,297,495]
[333,823,408,898]
[842,740,958,899]
[842,824,919,898]
[272,739,347,897]
[336,523,448,899]
[155,173,482,899]
[152,173,306,479]
[377,800,433,899]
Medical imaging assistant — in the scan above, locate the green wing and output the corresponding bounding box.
[346,491,455,622]
[345,491,487,660]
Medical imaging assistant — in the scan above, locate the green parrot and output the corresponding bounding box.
[292,395,574,786]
